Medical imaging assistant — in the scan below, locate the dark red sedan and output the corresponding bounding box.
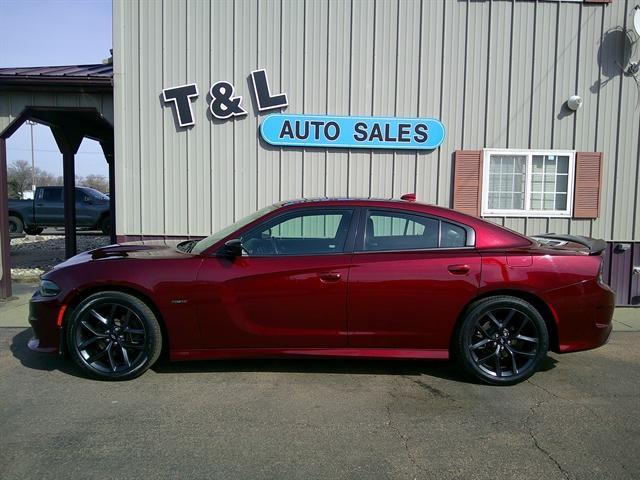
[28,197,614,384]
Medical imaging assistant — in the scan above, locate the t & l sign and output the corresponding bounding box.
[162,68,445,150]
[162,69,288,127]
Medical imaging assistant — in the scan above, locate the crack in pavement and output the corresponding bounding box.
[526,379,610,425]
[614,319,635,329]
[524,397,571,480]
[385,388,430,479]
[526,379,634,477]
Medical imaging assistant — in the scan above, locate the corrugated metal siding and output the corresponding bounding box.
[602,242,640,306]
[114,0,640,242]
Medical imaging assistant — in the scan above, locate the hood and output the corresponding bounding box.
[90,240,194,259]
[49,240,196,272]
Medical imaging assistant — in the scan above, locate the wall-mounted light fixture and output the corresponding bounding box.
[567,95,583,111]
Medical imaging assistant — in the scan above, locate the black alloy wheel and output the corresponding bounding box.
[66,291,162,380]
[455,296,548,385]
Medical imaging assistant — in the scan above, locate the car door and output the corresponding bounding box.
[75,189,98,227]
[196,207,357,348]
[35,187,64,226]
[348,208,481,350]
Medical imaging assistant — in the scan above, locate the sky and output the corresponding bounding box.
[0,0,112,178]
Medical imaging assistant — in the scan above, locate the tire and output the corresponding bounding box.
[24,226,44,235]
[99,215,111,236]
[454,295,549,386]
[8,215,23,234]
[66,291,162,380]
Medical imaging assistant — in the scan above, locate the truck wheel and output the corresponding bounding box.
[99,216,111,236]
[24,226,44,235]
[8,215,23,234]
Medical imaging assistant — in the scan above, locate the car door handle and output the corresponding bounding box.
[447,264,470,275]
[319,272,341,282]
[36,203,44,207]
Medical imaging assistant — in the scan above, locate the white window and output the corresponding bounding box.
[481,149,575,217]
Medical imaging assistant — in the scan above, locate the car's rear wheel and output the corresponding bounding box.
[454,296,549,385]
[66,291,162,380]
[9,215,23,234]
[99,215,111,236]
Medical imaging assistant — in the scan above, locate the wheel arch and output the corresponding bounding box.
[451,289,560,355]
[8,210,24,222]
[97,210,110,223]
[60,285,170,358]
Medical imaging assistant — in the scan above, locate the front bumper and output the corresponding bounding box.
[28,291,62,354]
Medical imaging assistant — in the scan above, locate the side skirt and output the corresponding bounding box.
[169,348,450,362]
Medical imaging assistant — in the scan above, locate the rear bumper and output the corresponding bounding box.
[28,292,62,354]
[550,280,616,353]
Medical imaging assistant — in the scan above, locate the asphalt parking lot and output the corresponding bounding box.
[1,328,638,479]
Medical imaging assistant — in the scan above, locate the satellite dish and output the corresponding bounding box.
[635,7,640,37]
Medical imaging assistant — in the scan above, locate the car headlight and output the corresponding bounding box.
[39,279,61,297]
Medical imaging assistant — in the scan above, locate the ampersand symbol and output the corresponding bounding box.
[209,81,247,120]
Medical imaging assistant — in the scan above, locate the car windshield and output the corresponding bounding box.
[190,203,281,254]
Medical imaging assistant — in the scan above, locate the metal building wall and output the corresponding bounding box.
[113,0,640,242]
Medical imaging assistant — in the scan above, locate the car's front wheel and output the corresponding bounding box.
[66,291,162,380]
[454,296,549,385]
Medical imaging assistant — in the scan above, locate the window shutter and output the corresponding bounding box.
[573,152,603,219]
[453,150,483,217]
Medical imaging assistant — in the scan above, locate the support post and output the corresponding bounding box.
[51,127,83,259]
[62,151,76,258]
[100,139,116,244]
[0,138,12,299]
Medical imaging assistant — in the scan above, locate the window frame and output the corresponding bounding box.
[481,148,576,218]
[239,206,358,257]
[354,208,476,253]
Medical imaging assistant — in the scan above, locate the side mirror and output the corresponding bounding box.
[221,238,245,257]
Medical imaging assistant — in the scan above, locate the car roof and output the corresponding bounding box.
[275,197,533,250]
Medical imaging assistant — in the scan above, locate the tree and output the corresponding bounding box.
[6,159,109,197]
[7,159,33,198]
[35,170,60,187]
[78,174,109,193]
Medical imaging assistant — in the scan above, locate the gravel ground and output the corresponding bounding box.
[10,233,110,280]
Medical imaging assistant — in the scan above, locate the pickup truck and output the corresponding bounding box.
[8,186,111,235]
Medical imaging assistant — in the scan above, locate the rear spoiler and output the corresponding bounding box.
[531,233,607,255]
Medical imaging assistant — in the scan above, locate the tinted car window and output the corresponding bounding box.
[42,188,62,202]
[76,189,91,202]
[441,221,467,247]
[242,209,353,256]
[362,211,469,251]
[364,211,439,251]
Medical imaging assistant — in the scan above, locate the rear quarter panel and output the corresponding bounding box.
[480,250,614,352]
